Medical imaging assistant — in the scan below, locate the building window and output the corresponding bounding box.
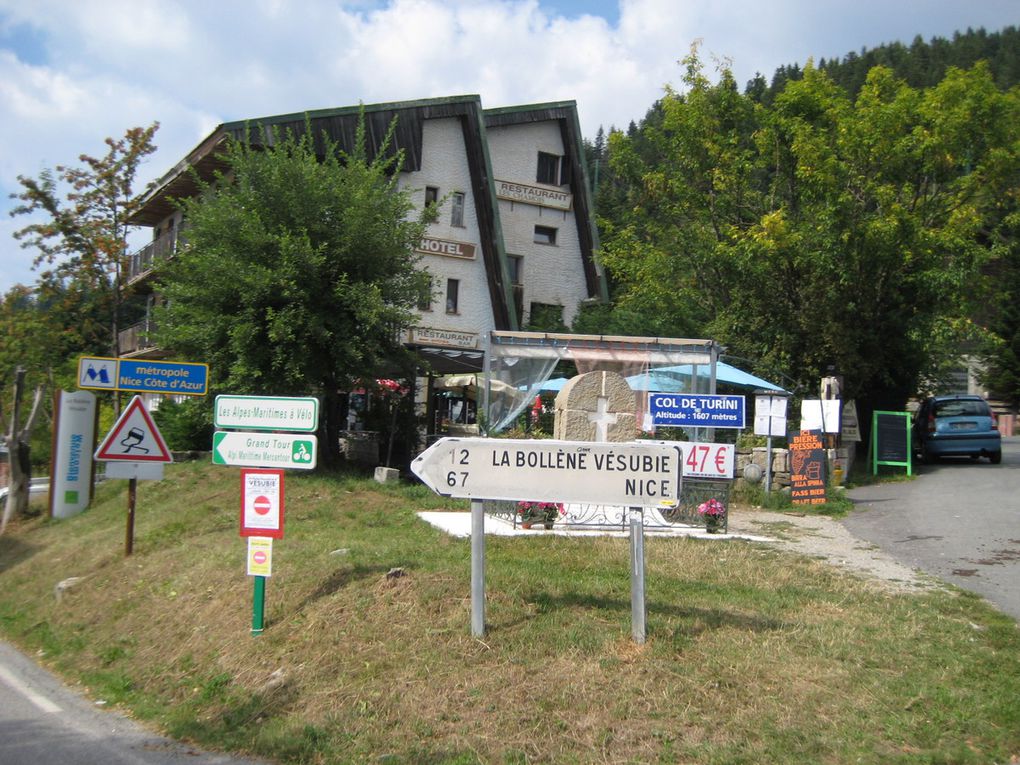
[528,302,566,332]
[537,151,570,186]
[450,192,465,227]
[425,186,439,207]
[507,255,523,286]
[534,225,557,245]
[417,274,433,311]
[446,278,460,314]
[508,255,524,327]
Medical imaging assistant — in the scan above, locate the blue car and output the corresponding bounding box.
[913,394,1002,464]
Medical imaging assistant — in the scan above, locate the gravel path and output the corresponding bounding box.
[727,508,938,593]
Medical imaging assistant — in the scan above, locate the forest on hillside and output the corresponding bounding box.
[580,25,1020,416]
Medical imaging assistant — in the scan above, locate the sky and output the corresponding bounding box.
[2,0,1018,293]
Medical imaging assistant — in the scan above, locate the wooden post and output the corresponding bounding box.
[125,478,137,556]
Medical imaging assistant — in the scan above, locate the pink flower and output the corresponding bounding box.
[697,498,725,517]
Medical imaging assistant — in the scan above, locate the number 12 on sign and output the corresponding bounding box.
[447,447,469,488]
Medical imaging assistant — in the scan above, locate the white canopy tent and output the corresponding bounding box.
[481,331,721,434]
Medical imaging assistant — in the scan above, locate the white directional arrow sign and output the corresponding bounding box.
[411,438,682,507]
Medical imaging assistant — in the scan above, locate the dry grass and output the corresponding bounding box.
[1,461,1019,764]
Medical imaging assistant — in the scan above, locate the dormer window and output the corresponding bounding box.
[534,225,557,245]
[451,192,465,227]
[537,152,570,186]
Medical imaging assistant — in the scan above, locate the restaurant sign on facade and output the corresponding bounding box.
[410,327,478,349]
[495,180,572,211]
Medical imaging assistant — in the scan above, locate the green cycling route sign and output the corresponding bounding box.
[212,431,317,470]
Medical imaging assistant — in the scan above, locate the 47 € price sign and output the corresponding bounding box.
[678,441,735,479]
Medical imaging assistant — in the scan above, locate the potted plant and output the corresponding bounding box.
[697,498,726,534]
[517,501,564,529]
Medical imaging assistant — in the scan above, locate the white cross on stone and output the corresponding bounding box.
[588,395,618,443]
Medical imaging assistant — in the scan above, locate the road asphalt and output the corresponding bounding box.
[0,640,267,765]
[844,436,1020,621]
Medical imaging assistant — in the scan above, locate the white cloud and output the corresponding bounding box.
[0,50,89,123]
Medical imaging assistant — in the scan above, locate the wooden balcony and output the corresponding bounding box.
[118,318,158,357]
[127,229,183,286]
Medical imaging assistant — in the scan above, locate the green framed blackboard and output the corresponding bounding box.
[872,410,912,475]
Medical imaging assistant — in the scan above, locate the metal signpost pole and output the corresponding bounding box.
[629,508,646,644]
[470,499,485,637]
[411,437,683,644]
[125,478,137,556]
[765,434,774,495]
[93,395,174,558]
[252,576,266,635]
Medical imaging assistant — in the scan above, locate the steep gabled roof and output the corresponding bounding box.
[129,95,607,333]
[484,101,607,303]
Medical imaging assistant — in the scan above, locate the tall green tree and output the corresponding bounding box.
[1,366,45,532]
[0,286,53,505]
[9,124,159,361]
[598,47,762,338]
[599,50,1019,419]
[156,117,434,468]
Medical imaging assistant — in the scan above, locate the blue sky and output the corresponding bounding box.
[2,0,1018,292]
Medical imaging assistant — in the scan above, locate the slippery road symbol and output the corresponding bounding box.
[119,427,150,454]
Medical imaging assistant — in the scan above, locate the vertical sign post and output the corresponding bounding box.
[246,537,274,635]
[470,499,485,637]
[252,576,266,635]
[49,390,98,519]
[125,479,137,556]
[754,392,789,494]
[411,437,682,643]
[241,470,284,636]
[629,509,646,643]
[93,396,173,556]
[215,395,319,637]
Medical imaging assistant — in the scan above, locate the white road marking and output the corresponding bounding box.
[0,664,62,714]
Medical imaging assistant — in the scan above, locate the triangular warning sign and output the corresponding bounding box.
[95,396,173,463]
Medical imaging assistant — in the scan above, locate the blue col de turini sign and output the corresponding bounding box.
[649,393,746,429]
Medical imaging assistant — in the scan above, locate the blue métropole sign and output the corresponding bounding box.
[649,393,746,429]
[78,356,208,396]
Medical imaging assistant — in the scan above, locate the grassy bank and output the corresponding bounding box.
[1,461,1018,764]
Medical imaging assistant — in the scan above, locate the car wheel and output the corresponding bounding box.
[990,450,1002,464]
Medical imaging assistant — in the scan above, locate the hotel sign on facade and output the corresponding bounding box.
[495,180,572,211]
[416,237,476,259]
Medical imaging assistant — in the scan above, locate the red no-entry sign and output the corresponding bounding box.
[240,469,285,539]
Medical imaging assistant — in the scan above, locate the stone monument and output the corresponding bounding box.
[553,370,635,443]
[553,369,648,642]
